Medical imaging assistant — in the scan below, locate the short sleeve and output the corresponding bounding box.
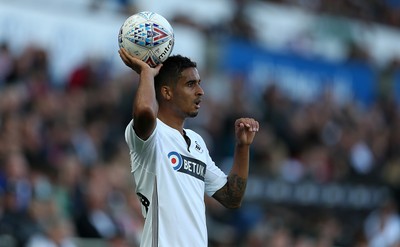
[202,145,227,196]
[125,119,157,153]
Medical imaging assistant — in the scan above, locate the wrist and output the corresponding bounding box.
[140,68,154,76]
[236,142,250,148]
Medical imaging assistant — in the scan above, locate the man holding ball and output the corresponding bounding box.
[119,47,259,247]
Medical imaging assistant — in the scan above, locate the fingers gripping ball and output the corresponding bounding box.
[118,11,175,67]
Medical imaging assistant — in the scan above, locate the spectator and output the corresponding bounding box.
[364,198,400,247]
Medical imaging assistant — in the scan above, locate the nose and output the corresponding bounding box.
[196,84,204,96]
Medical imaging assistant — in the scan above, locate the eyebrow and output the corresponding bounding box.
[185,79,201,85]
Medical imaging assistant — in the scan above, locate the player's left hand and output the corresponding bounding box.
[235,118,259,146]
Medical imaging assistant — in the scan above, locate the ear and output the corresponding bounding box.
[161,86,172,100]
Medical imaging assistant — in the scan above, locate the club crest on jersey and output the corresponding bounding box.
[194,141,203,153]
[167,151,206,181]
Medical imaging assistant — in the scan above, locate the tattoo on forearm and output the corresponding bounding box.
[217,174,247,208]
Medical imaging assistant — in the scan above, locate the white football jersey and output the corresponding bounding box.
[125,119,227,247]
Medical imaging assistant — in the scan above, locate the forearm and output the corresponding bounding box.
[133,70,158,117]
[230,143,250,179]
[212,117,258,209]
[132,70,159,139]
[213,144,250,209]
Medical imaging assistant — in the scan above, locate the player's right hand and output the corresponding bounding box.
[118,48,162,76]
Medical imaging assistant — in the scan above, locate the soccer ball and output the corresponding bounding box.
[118,11,175,67]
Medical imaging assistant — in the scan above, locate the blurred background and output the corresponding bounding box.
[1,0,400,246]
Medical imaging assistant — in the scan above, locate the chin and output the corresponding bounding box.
[188,111,199,118]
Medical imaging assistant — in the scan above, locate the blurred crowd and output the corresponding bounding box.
[1,0,400,247]
[264,0,400,28]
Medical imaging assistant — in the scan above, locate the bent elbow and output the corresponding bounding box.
[226,204,241,210]
[221,198,243,209]
[133,105,157,140]
[134,105,157,121]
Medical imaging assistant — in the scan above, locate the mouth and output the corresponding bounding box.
[194,99,201,109]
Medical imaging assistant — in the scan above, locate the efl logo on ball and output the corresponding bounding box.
[118,11,175,67]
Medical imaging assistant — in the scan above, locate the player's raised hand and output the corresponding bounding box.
[118,48,162,76]
[235,118,259,146]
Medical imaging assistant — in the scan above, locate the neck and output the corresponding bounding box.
[158,112,185,135]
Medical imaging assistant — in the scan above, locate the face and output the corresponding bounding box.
[169,67,204,118]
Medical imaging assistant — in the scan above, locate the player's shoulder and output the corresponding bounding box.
[183,128,204,142]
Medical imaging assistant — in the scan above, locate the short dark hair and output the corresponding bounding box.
[154,55,197,98]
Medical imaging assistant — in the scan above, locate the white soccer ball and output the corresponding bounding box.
[118,11,175,67]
